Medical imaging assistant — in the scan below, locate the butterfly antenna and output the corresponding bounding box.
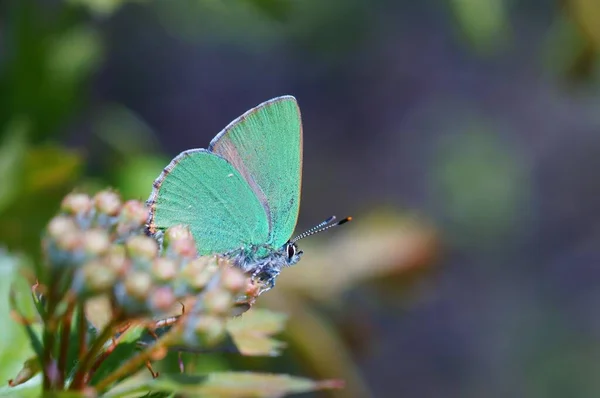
[291,215,352,243]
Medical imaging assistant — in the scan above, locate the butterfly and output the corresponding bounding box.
[147,96,350,289]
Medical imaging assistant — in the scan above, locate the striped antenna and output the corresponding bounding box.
[290,215,352,244]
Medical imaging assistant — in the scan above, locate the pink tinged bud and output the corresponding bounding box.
[61,193,93,215]
[170,238,197,258]
[93,190,122,216]
[56,232,83,252]
[120,200,148,226]
[149,286,177,312]
[221,266,247,293]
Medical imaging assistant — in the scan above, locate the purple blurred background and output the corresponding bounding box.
[4,0,600,396]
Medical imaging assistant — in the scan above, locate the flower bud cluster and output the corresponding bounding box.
[43,190,263,345]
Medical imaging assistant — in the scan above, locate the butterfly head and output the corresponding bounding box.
[283,241,303,265]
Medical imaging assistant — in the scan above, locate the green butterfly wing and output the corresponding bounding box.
[209,96,302,248]
[147,149,269,255]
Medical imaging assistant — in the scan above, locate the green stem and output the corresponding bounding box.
[41,287,58,390]
[70,320,117,390]
[77,305,87,368]
[57,300,76,388]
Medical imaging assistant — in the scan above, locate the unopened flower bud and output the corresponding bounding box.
[170,238,197,258]
[164,225,193,244]
[47,216,78,239]
[221,266,247,293]
[149,286,177,313]
[126,236,158,260]
[152,258,178,282]
[204,289,233,315]
[180,257,215,290]
[61,193,93,215]
[82,229,110,256]
[124,271,152,300]
[120,200,148,226]
[81,261,116,293]
[94,190,122,216]
[105,245,128,274]
[55,232,82,252]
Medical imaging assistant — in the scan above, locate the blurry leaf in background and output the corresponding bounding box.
[67,0,147,17]
[252,210,438,398]
[0,119,29,213]
[153,0,285,47]
[242,0,292,20]
[153,0,369,58]
[262,293,372,398]
[449,0,511,53]
[275,210,439,303]
[0,145,81,254]
[431,126,531,250]
[542,14,593,81]
[94,105,160,157]
[556,0,600,81]
[0,0,104,143]
[0,252,37,387]
[226,309,287,357]
[569,0,600,49]
[47,25,103,84]
[116,155,169,200]
[93,104,168,199]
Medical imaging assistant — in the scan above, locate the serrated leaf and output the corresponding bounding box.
[226,309,287,356]
[105,372,343,398]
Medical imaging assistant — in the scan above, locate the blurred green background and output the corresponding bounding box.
[3,0,600,397]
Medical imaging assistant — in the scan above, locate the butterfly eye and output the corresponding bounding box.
[286,243,296,259]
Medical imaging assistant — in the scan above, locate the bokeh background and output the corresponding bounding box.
[3,0,600,397]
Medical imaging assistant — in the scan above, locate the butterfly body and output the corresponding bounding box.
[227,241,302,288]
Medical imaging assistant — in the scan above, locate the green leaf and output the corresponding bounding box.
[226,309,287,356]
[0,251,39,384]
[0,119,28,213]
[0,145,81,257]
[67,0,147,17]
[105,372,344,398]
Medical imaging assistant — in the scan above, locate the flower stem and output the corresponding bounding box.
[42,287,58,390]
[57,299,76,388]
[70,320,117,390]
